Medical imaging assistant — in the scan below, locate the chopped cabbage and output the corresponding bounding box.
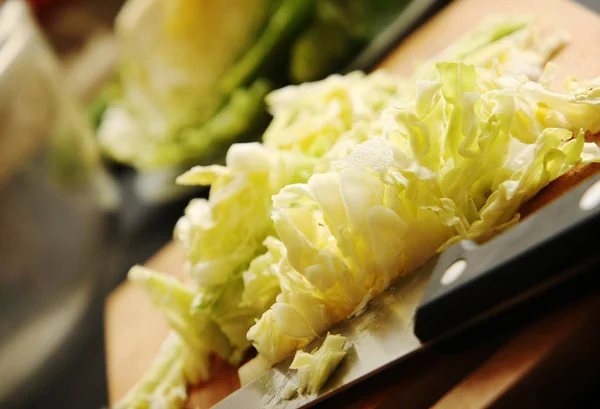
[113,333,188,409]
[240,236,287,312]
[288,333,347,396]
[248,61,600,363]
[128,267,231,380]
[190,275,262,365]
[120,16,596,408]
[263,70,407,155]
[174,143,316,288]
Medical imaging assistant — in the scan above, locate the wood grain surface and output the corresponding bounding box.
[105,0,600,407]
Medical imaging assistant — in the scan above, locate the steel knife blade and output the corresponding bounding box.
[212,174,600,409]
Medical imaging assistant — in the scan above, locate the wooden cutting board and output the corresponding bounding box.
[104,0,600,407]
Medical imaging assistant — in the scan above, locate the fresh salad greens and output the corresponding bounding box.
[115,17,600,409]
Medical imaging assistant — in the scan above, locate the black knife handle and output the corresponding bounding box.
[414,174,600,342]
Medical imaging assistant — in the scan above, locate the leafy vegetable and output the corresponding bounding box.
[288,333,347,396]
[240,236,287,312]
[113,333,187,409]
[94,0,435,175]
[191,275,263,365]
[248,61,600,363]
[174,143,316,288]
[128,267,231,380]
[117,0,269,128]
[118,16,592,408]
[99,80,272,170]
[97,0,273,176]
[246,245,335,363]
[262,70,407,156]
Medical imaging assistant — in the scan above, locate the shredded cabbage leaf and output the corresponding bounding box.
[113,333,188,409]
[174,143,316,288]
[287,333,347,396]
[128,267,231,375]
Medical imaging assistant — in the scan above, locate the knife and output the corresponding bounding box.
[212,173,600,409]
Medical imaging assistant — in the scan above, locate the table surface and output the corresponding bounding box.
[105,0,600,408]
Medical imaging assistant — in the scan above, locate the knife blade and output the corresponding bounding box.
[212,173,600,409]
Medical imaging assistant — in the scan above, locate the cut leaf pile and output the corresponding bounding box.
[114,16,600,409]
